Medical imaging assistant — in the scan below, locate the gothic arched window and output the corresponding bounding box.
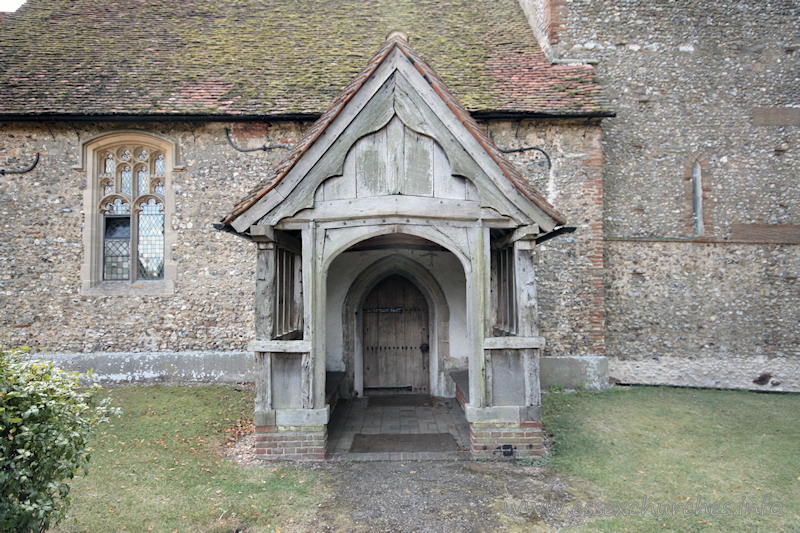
[80,133,179,295]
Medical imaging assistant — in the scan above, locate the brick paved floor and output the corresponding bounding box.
[327,395,471,461]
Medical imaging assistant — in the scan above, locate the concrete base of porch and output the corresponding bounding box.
[540,355,609,391]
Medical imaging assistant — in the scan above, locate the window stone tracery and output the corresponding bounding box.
[80,132,179,295]
[97,143,167,283]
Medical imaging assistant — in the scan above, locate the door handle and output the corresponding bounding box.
[419,343,429,353]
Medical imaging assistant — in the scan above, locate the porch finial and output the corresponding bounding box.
[386,30,409,43]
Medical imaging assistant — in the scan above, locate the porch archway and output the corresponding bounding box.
[341,253,452,397]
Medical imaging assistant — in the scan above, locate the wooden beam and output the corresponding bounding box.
[254,352,272,413]
[392,65,557,230]
[301,353,313,409]
[522,350,541,407]
[514,242,539,337]
[249,225,302,253]
[230,52,404,233]
[344,233,447,252]
[257,77,397,227]
[492,224,541,249]
[467,224,489,408]
[311,222,326,410]
[247,340,312,353]
[290,196,481,223]
[255,241,276,341]
[483,337,546,350]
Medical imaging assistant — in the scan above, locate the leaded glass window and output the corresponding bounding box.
[104,154,115,174]
[120,165,132,195]
[97,141,168,283]
[102,198,130,215]
[154,154,165,176]
[103,217,131,280]
[137,199,164,280]
[137,167,149,196]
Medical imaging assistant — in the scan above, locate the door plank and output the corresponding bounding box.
[362,274,429,393]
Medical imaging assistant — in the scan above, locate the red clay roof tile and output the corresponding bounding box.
[0,0,610,118]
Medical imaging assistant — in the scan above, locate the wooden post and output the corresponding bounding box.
[467,224,490,408]
[255,241,276,341]
[255,240,276,414]
[522,349,540,407]
[515,239,541,407]
[305,222,326,410]
[255,351,272,414]
[514,239,538,337]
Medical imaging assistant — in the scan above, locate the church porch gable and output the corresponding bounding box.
[228,36,565,461]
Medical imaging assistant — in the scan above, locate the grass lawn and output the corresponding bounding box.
[53,385,322,533]
[52,384,799,532]
[542,386,800,532]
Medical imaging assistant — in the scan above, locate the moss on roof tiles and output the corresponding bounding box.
[0,0,611,117]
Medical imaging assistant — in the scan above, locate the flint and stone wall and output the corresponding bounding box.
[0,122,298,354]
[1,119,605,387]
[4,1,798,395]
[486,119,606,361]
[546,0,800,390]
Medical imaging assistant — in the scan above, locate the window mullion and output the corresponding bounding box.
[131,207,139,283]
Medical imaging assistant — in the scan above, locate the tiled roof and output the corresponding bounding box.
[0,0,610,117]
[222,37,567,227]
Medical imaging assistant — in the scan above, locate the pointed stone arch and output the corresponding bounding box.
[341,253,451,397]
[78,130,181,295]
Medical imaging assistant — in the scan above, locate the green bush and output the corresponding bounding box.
[0,348,118,532]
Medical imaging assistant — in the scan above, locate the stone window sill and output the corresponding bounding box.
[82,280,175,297]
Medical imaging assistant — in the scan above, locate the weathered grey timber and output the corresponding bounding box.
[223,36,562,459]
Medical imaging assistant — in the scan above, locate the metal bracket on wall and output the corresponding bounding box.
[498,146,551,170]
[0,153,40,176]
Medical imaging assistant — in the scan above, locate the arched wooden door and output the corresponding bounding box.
[362,274,430,394]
